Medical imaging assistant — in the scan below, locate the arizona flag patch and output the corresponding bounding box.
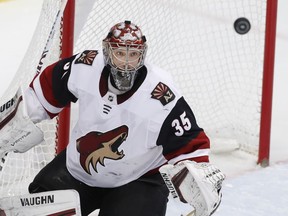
[151,82,175,105]
[75,50,98,65]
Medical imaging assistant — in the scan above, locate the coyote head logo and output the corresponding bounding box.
[76,125,128,174]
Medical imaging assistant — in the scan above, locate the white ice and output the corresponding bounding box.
[0,0,288,215]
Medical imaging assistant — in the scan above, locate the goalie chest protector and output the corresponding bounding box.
[66,51,183,187]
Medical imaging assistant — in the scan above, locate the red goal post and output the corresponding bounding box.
[56,0,75,154]
[258,0,277,166]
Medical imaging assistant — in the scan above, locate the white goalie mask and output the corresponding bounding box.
[103,21,147,91]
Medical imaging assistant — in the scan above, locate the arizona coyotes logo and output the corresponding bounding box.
[76,125,128,174]
[151,82,175,106]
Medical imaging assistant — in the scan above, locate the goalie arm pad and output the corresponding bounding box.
[0,88,44,159]
[159,160,225,216]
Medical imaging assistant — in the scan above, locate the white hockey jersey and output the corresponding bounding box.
[25,50,210,187]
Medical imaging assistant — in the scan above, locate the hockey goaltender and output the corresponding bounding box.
[0,20,225,216]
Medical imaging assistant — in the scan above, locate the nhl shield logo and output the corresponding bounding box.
[151,82,175,105]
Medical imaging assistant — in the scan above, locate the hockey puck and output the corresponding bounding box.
[234,17,251,35]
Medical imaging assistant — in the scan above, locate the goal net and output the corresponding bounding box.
[0,0,276,197]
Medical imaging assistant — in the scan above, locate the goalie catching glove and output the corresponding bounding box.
[160,160,225,216]
[0,88,44,159]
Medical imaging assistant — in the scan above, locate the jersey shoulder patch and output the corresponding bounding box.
[151,82,175,106]
[75,50,98,65]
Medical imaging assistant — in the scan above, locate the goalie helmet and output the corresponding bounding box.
[102,20,147,91]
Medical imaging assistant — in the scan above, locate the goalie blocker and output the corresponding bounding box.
[0,88,44,160]
[159,160,225,216]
